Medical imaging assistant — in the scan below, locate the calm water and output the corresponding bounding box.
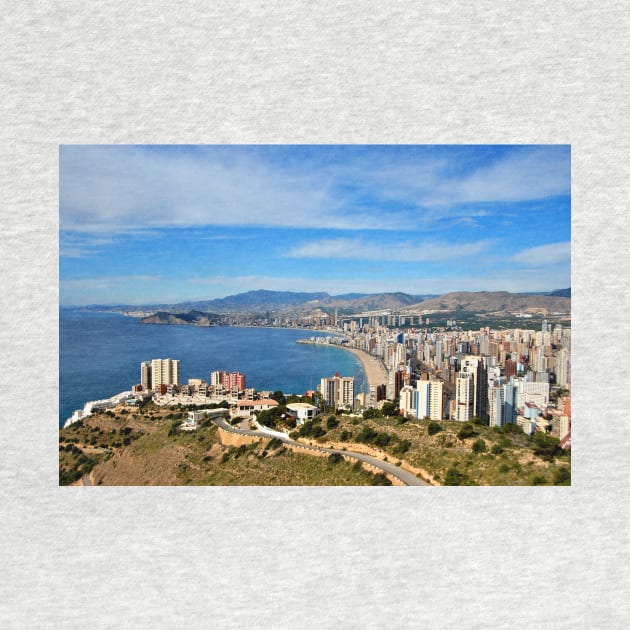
[59,311,367,427]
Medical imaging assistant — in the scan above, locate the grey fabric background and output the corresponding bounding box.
[1,1,628,627]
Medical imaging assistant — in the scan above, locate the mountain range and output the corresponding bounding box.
[123,288,571,321]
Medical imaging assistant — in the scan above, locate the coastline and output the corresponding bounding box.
[334,345,388,390]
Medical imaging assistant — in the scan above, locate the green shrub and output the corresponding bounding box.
[371,473,393,486]
[457,423,478,440]
[553,466,571,485]
[472,438,487,454]
[531,474,548,485]
[427,421,442,436]
[444,466,473,486]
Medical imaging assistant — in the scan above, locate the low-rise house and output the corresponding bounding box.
[286,402,319,425]
[232,399,279,418]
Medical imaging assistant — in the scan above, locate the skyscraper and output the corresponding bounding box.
[150,358,180,388]
[140,361,152,390]
[415,379,443,421]
[319,373,355,408]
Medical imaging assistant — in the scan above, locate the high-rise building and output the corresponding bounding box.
[151,358,180,388]
[455,356,488,423]
[455,372,474,421]
[319,373,355,408]
[555,348,571,387]
[488,382,517,427]
[415,379,443,420]
[140,361,152,390]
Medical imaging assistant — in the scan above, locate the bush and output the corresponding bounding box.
[502,422,522,435]
[457,423,478,440]
[490,444,504,455]
[553,466,571,485]
[267,438,283,450]
[393,439,411,455]
[340,429,352,441]
[326,416,339,430]
[328,453,344,465]
[371,473,393,486]
[531,474,548,485]
[355,426,378,444]
[444,466,473,486]
[471,438,487,454]
[532,431,562,461]
[373,432,391,448]
[427,421,442,436]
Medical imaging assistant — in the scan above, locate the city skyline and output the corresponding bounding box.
[60,144,571,305]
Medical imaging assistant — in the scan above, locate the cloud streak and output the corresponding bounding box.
[510,241,571,265]
[60,145,571,238]
[284,238,492,262]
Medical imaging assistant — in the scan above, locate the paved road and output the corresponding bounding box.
[213,418,428,486]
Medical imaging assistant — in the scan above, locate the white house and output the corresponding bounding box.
[286,402,319,425]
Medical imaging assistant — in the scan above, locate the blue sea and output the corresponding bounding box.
[59,310,367,427]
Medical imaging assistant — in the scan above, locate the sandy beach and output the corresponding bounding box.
[338,346,389,389]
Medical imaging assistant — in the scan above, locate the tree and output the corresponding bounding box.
[363,408,380,420]
[381,401,399,417]
[427,421,442,436]
[270,390,286,405]
[326,416,339,430]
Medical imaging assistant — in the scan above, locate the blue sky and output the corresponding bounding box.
[59,145,571,305]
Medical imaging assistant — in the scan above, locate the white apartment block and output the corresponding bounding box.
[415,379,443,421]
[151,358,180,387]
[319,375,355,408]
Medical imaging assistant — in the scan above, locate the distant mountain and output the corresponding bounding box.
[404,291,571,315]
[547,288,571,298]
[86,288,569,319]
[166,290,438,315]
[315,292,431,312]
[140,310,223,326]
[171,290,330,313]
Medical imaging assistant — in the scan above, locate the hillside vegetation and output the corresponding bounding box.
[59,404,389,486]
[60,402,570,486]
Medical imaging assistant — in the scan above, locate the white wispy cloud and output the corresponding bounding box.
[60,145,571,238]
[284,238,492,262]
[61,275,163,289]
[509,241,571,265]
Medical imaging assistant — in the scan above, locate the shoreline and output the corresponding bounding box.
[326,344,388,391]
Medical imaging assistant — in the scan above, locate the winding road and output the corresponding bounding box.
[213,417,429,486]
